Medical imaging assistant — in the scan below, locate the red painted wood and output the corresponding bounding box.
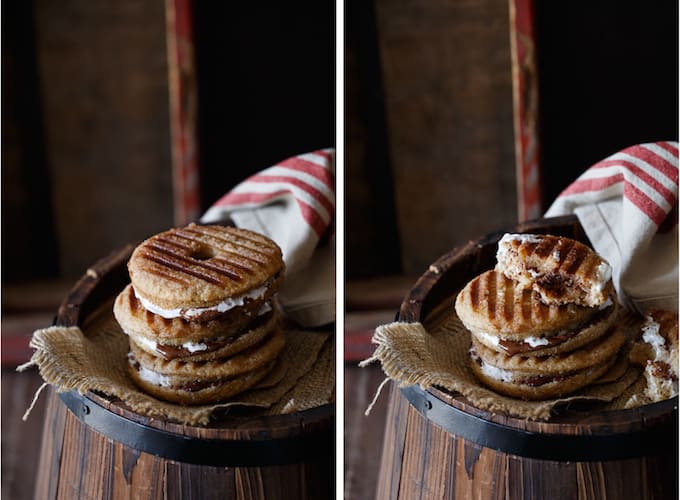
[166,0,201,224]
[510,0,542,220]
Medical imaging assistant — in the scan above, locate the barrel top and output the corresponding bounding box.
[398,215,678,434]
[54,241,334,439]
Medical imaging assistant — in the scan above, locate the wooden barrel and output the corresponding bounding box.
[376,215,678,500]
[34,245,335,500]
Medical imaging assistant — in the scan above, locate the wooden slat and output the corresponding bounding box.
[165,0,201,225]
[33,0,174,279]
[3,369,49,500]
[509,0,542,220]
[345,0,403,279]
[345,275,416,312]
[374,382,409,500]
[344,365,391,500]
[2,280,72,314]
[374,0,518,275]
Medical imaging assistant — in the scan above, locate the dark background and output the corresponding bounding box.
[2,1,335,284]
[535,2,679,207]
[345,0,678,280]
[193,2,335,209]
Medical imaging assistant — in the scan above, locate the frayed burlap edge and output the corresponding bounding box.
[19,312,333,426]
[268,335,335,414]
[362,319,646,421]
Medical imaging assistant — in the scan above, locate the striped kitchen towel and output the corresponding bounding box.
[546,141,678,313]
[201,149,335,327]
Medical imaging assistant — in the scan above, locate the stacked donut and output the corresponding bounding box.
[455,233,622,400]
[114,223,285,405]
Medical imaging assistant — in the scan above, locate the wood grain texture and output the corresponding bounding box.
[1,369,49,500]
[378,385,677,500]
[375,382,409,500]
[345,0,403,279]
[33,0,174,279]
[35,390,334,500]
[344,365,391,500]
[374,0,517,275]
[376,216,678,499]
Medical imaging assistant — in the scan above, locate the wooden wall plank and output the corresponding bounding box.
[346,0,403,278]
[33,0,174,278]
[374,0,518,275]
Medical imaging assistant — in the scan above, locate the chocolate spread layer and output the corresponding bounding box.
[179,379,222,392]
[497,331,578,356]
[520,373,569,387]
[495,305,612,356]
[130,357,273,393]
[130,359,232,392]
[154,309,273,360]
[470,349,576,387]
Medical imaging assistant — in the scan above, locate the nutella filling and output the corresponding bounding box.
[520,373,569,387]
[130,356,272,392]
[497,330,578,356]
[471,348,588,387]
[154,309,273,360]
[134,272,279,321]
[494,305,613,356]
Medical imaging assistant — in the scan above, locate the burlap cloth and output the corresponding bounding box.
[362,304,646,421]
[20,300,335,426]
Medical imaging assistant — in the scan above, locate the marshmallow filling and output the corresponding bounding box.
[128,354,272,392]
[470,348,592,387]
[134,276,276,320]
[476,303,614,356]
[131,304,273,360]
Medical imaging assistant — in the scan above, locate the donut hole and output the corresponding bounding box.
[190,245,216,261]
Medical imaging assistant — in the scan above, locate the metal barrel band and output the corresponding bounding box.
[401,385,678,462]
[59,390,333,467]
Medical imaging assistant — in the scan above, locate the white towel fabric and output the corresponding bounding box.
[546,141,678,313]
[201,149,335,327]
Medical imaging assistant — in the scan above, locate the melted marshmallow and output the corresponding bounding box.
[476,331,500,346]
[479,360,514,382]
[523,336,550,347]
[593,262,612,292]
[135,282,270,319]
[136,363,172,387]
[641,317,671,365]
[477,331,548,348]
[131,302,273,354]
[134,335,158,352]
